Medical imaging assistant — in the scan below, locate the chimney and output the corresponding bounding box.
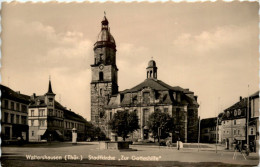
[16,91,20,94]
[30,93,36,100]
[240,96,243,101]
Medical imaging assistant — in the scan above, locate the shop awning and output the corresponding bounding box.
[37,129,46,136]
[235,136,245,140]
[56,130,62,136]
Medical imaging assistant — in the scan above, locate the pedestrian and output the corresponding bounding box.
[177,137,180,150]
[226,138,229,150]
[49,134,52,144]
[234,139,240,152]
[250,141,255,152]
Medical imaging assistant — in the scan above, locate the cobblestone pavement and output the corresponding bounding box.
[1,142,259,167]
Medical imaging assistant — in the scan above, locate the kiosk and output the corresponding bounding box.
[72,128,77,145]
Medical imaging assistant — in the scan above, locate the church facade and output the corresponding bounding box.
[90,16,199,143]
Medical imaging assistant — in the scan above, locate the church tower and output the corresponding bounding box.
[90,15,118,131]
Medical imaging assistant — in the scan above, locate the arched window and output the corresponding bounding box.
[100,88,103,96]
[99,72,104,81]
[150,71,152,77]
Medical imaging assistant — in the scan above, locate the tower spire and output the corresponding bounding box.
[46,77,54,94]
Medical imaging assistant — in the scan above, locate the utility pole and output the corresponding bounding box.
[216,97,220,153]
[216,117,219,153]
[247,85,250,148]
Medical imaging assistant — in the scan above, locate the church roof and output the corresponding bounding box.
[121,78,192,93]
[106,78,198,109]
[106,95,119,108]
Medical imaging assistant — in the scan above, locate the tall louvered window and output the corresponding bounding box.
[143,109,149,126]
[143,92,150,104]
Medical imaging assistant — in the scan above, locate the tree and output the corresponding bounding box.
[85,122,107,141]
[108,110,139,141]
[94,127,107,141]
[147,110,174,142]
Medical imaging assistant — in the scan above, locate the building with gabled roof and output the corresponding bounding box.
[220,92,259,151]
[28,80,86,142]
[63,109,87,141]
[220,96,247,148]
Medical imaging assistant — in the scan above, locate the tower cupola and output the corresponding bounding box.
[93,14,117,66]
[94,15,116,50]
[101,16,109,28]
[146,59,158,79]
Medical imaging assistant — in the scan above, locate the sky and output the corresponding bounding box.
[1,1,259,121]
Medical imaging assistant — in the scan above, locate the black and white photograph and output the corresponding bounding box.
[1,1,259,166]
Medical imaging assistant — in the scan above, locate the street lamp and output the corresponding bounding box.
[246,85,250,149]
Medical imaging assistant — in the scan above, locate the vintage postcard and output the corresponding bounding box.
[1,1,259,166]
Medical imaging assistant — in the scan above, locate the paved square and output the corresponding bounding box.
[1,142,259,166]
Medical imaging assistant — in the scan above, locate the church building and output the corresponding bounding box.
[90,15,199,143]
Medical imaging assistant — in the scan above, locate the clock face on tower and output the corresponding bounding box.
[99,65,104,70]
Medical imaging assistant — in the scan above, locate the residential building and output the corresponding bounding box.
[249,91,259,152]
[1,84,30,143]
[221,97,248,148]
[64,109,86,141]
[200,117,217,143]
[28,80,86,142]
[220,92,259,151]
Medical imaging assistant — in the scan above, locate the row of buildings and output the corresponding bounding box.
[200,91,259,151]
[1,82,87,143]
